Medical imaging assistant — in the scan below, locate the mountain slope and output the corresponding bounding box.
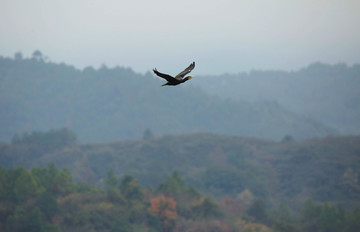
[0,56,337,142]
[191,62,360,135]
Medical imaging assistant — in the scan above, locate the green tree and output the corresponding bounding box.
[14,52,23,60]
[32,50,43,61]
[301,200,345,232]
[6,207,44,232]
[36,191,59,220]
[344,207,360,232]
[247,199,269,225]
[52,167,73,195]
[192,197,223,219]
[13,167,43,202]
[32,163,58,193]
[158,170,186,195]
[341,168,360,196]
[105,169,118,191]
[143,128,154,140]
[0,166,8,199]
[271,204,299,232]
[105,169,126,204]
[120,175,143,202]
[110,215,133,232]
[11,128,77,151]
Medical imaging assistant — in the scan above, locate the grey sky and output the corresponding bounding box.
[1,0,359,74]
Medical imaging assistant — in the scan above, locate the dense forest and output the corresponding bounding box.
[1,129,360,231]
[2,129,360,207]
[3,164,360,232]
[192,63,360,135]
[1,139,360,231]
[0,53,338,143]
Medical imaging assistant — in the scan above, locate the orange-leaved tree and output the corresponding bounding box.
[148,195,178,231]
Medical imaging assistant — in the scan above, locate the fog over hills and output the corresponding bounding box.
[1,1,360,230]
[192,62,360,135]
[0,54,339,142]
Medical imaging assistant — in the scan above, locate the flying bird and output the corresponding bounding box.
[153,62,195,86]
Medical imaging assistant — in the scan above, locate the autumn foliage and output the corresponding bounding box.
[148,195,178,231]
[148,195,178,220]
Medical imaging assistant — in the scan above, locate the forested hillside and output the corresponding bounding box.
[0,55,337,142]
[192,62,360,135]
[1,130,360,231]
[1,129,360,210]
[2,164,360,232]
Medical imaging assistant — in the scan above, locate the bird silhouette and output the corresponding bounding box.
[153,62,195,86]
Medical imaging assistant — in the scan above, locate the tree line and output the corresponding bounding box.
[1,164,360,232]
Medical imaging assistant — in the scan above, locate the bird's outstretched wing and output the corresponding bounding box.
[153,69,176,82]
[174,62,195,80]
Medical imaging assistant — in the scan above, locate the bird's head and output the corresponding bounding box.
[185,76,193,81]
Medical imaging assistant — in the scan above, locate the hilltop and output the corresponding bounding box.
[192,62,360,135]
[0,54,337,142]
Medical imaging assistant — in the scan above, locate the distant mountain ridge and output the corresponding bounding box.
[0,55,337,142]
[191,62,360,135]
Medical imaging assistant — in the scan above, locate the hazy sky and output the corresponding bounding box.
[1,0,359,74]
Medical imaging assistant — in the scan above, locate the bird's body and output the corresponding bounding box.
[153,62,195,86]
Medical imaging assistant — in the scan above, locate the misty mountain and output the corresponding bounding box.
[191,62,360,135]
[0,55,337,142]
